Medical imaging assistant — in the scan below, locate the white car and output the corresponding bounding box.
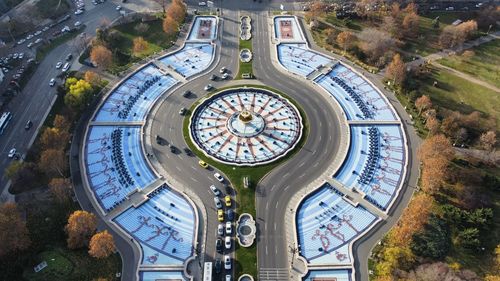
[210,185,220,196]
[55,62,63,69]
[62,62,71,72]
[34,38,42,44]
[225,222,232,235]
[214,172,224,182]
[74,21,81,27]
[26,34,34,40]
[18,53,24,59]
[225,275,231,281]
[222,73,229,79]
[49,78,56,87]
[27,42,34,48]
[198,1,206,6]
[116,5,122,10]
[34,30,42,36]
[8,148,16,158]
[42,26,50,32]
[224,236,231,249]
[224,255,231,270]
[204,84,213,91]
[220,66,227,73]
[217,224,224,236]
[75,9,84,15]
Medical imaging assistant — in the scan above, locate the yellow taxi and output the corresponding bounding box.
[198,160,209,169]
[217,209,224,222]
[224,195,231,207]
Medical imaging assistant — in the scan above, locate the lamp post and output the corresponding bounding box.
[289,244,298,268]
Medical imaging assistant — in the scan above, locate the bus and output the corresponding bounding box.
[0,112,12,135]
[203,262,212,281]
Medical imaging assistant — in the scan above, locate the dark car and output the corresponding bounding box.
[227,209,235,221]
[210,74,218,81]
[169,145,177,153]
[215,259,222,274]
[183,147,193,156]
[182,90,191,98]
[216,238,223,254]
[66,53,73,61]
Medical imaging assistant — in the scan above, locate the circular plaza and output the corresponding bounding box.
[189,87,303,166]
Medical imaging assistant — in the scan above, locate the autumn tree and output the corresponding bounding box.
[89,230,116,258]
[415,95,432,115]
[385,53,406,86]
[64,78,93,110]
[163,16,179,36]
[375,245,414,277]
[402,12,419,38]
[134,22,149,33]
[358,28,396,66]
[0,203,31,259]
[480,131,497,152]
[440,20,478,48]
[132,37,149,56]
[382,16,399,38]
[418,134,455,163]
[476,5,500,29]
[90,45,113,69]
[425,116,440,135]
[39,149,67,177]
[6,162,39,194]
[389,193,434,246]
[53,114,71,131]
[336,31,356,53]
[65,210,97,249]
[84,71,101,86]
[40,127,70,150]
[306,1,326,21]
[418,134,454,193]
[167,0,186,23]
[49,178,73,204]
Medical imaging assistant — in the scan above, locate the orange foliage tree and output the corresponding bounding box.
[49,178,73,204]
[167,0,186,23]
[65,210,97,249]
[385,53,406,86]
[89,230,116,258]
[336,31,356,53]
[389,193,434,246]
[84,71,101,86]
[132,36,149,56]
[163,16,179,36]
[415,95,432,116]
[90,45,113,69]
[0,202,31,258]
[418,134,454,193]
[39,148,67,177]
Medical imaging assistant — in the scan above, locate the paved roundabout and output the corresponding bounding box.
[76,8,415,281]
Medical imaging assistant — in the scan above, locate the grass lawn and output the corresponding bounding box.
[23,248,121,280]
[235,243,257,278]
[324,13,365,31]
[438,40,500,88]
[107,19,176,74]
[237,38,253,79]
[418,66,500,129]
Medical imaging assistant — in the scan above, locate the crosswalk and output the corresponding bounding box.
[259,268,289,281]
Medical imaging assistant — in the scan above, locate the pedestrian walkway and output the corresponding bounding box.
[259,268,290,281]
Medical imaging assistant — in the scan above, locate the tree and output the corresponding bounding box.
[5,161,23,180]
[166,0,186,23]
[336,31,356,53]
[53,115,71,131]
[476,6,500,30]
[162,16,179,36]
[375,246,414,276]
[461,50,475,60]
[418,134,454,167]
[480,131,497,152]
[415,95,432,116]
[64,79,93,110]
[306,1,326,21]
[132,37,149,56]
[440,20,478,48]
[410,216,451,259]
[90,45,112,69]
[39,149,67,177]
[6,162,39,194]
[389,193,434,247]
[49,178,73,204]
[382,16,399,38]
[89,230,116,258]
[65,210,97,249]
[385,53,406,86]
[495,244,500,268]
[425,116,440,135]
[0,203,31,259]
[358,28,396,66]
[84,71,101,86]
[402,12,419,38]
[40,127,70,150]
[406,262,479,281]
[457,228,481,249]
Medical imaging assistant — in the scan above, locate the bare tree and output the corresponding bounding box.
[358,28,396,65]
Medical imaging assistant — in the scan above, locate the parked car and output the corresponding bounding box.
[218,223,224,236]
[34,38,43,44]
[55,62,63,69]
[215,259,223,274]
[214,172,224,182]
[27,42,34,48]
[224,255,231,270]
[198,160,208,168]
[49,78,56,87]
[74,9,84,15]
[66,53,73,61]
[226,275,232,281]
[179,107,186,115]
[217,209,224,222]
[116,5,122,10]
[225,236,231,249]
[225,222,232,235]
[224,195,231,207]
[220,66,227,73]
[210,185,220,196]
[214,197,222,209]
[204,84,213,91]
[216,238,223,253]
[227,209,235,221]
[222,73,229,79]
[74,21,81,27]
[62,62,70,72]
[182,90,191,97]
